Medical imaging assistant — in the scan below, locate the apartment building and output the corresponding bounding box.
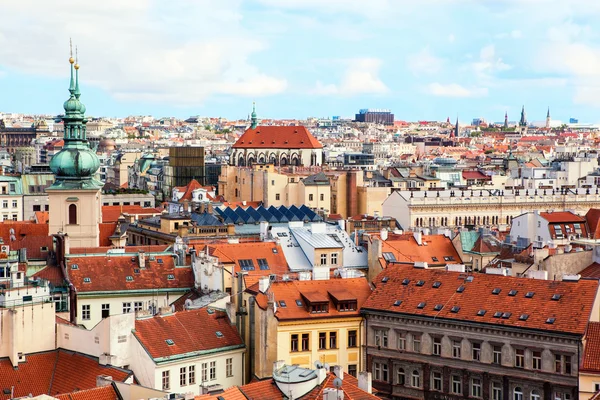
[361,266,599,400]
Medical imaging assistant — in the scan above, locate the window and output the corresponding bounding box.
[374,329,388,347]
[452,340,461,358]
[492,382,502,400]
[471,378,482,398]
[329,331,337,349]
[493,345,502,364]
[348,330,357,348]
[189,365,195,384]
[302,333,309,351]
[9,184,15,192]
[118,335,127,343]
[2,201,7,208]
[411,370,420,388]
[226,358,233,377]
[413,335,421,353]
[11,200,16,208]
[162,370,170,390]
[432,337,441,356]
[397,333,406,350]
[68,204,77,225]
[431,371,442,391]
[531,390,540,400]
[271,180,274,186]
[515,348,525,368]
[122,302,132,313]
[275,194,280,201]
[210,361,216,380]
[331,253,338,265]
[373,362,388,382]
[472,342,481,361]
[532,351,542,370]
[555,354,572,374]
[320,253,327,265]
[348,365,357,377]
[202,363,208,382]
[451,374,462,394]
[319,332,327,349]
[101,303,110,318]
[291,334,299,351]
[239,259,255,271]
[134,301,143,312]
[397,368,405,385]
[514,387,523,400]
[320,193,324,201]
[82,304,90,320]
[309,194,314,201]
[257,258,269,270]
[180,367,187,386]
[11,214,16,221]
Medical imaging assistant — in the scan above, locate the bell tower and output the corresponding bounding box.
[46,42,103,248]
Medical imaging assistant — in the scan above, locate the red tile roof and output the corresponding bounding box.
[99,223,117,246]
[462,170,490,180]
[587,208,600,239]
[33,265,65,286]
[0,349,131,399]
[35,211,49,224]
[174,179,207,201]
[251,278,372,321]
[54,385,119,400]
[362,266,598,335]
[581,262,600,278]
[582,322,600,373]
[133,308,244,360]
[540,211,585,223]
[66,254,193,293]
[0,221,49,248]
[376,234,462,267]
[233,126,323,149]
[102,205,162,223]
[68,245,170,254]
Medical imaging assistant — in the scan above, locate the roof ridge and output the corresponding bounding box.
[47,348,61,395]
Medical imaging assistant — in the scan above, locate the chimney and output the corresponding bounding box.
[380,229,388,241]
[323,388,344,400]
[138,250,146,269]
[96,375,113,387]
[259,276,270,293]
[358,372,372,394]
[273,360,285,375]
[260,221,269,241]
[183,199,190,213]
[413,231,422,245]
[316,364,327,385]
[333,365,344,380]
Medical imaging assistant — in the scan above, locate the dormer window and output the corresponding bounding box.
[339,301,357,311]
[311,303,328,313]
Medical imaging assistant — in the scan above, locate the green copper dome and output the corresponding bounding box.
[47,53,103,191]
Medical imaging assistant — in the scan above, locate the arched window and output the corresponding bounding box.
[531,390,540,400]
[68,204,77,225]
[514,387,523,400]
[397,368,405,385]
[411,370,420,388]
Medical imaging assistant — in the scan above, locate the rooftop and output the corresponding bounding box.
[233,126,323,149]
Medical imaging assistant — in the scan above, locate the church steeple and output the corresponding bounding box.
[453,117,459,138]
[250,102,258,129]
[519,105,527,127]
[504,111,508,130]
[546,107,551,129]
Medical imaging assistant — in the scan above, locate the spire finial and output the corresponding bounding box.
[250,101,258,129]
[69,38,74,64]
[68,40,75,95]
[74,46,81,98]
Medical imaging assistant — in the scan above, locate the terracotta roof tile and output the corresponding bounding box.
[54,385,119,400]
[66,253,193,293]
[587,208,600,239]
[68,245,170,254]
[102,205,162,223]
[134,308,243,360]
[582,322,600,372]
[0,349,131,399]
[377,234,462,267]
[581,262,600,278]
[539,211,585,223]
[253,278,372,321]
[233,126,323,149]
[99,223,117,246]
[35,211,49,224]
[33,265,65,287]
[195,386,247,399]
[362,266,598,335]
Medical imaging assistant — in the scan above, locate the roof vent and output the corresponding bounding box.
[450,306,460,313]
[492,288,501,295]
[477,309,486,316]
[519,314,529,321]
[393,300,402,306]
[417,302,426,309]
[508,289,518,296]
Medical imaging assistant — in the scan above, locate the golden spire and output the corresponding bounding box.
[69,38,74,64]
[74,46,79,70]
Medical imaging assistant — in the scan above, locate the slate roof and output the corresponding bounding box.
[133,308,244,361]
[362,266,598,335]
[232,126,323,149]
[215,204,322,224]
[0,349,131,399]
[66,253,193,293]
[302,172,329,186]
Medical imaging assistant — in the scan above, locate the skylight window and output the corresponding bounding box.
[393,300,402,307]
[456,285,465,293]
[296,300,303,306]
[126,276,133,282]
[525,291,535,298]
[166,339,174,345]
[216,331,224,338]
[381,277,389,283]
[279,301,286,307]
[207,309,215,314]
[156,258,163,264]
[432,281,442,288]
[258,259,270,270]
[272,248,278,254]
[434,304,443,311]
[443,256,455,261]
[83,277,91,283]
[71,264,79,270]
[519,314,529,321]
[134,268,140,274]
[416,280,425,287]
[402,278,410,285]
[551,294,562,301]
[477,309,486,316]
[417,302,426,309]
[466,276,474,282]
[382,252,396,262]
[508,289,518,296]
[546,317,556,324]
[239,259,255,271]
[451,306,461,313]
[493,311,502,318]
[492,288,501,295]
[501,312,512,319]
[167,274,175,280]
[431,256,439,262]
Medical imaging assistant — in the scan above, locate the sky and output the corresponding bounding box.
[2,0,600,123]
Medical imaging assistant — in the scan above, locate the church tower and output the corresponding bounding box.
[250,102,258,129]
[546,107,551,129]
[518,105,528,134]
[46,44,103,248]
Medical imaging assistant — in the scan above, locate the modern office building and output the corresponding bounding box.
[355,109,394,125]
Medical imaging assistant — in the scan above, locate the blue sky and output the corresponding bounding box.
[1,0,600,123]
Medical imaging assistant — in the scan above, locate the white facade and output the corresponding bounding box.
[130,332,244,397]
[509,212,551,247]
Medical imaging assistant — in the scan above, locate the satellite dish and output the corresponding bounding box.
[314,361,323,369]
[333,378,342,389]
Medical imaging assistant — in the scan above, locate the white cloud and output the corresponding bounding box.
[427,83,488,98]
[472,44,511,78]
[406,47,443,76]
[311,58,389,96]
[0,0,287,107]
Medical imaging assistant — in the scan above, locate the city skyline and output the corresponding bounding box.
[1,0,600,122]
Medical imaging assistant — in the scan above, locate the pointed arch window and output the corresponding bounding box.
[68,204,77,225]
